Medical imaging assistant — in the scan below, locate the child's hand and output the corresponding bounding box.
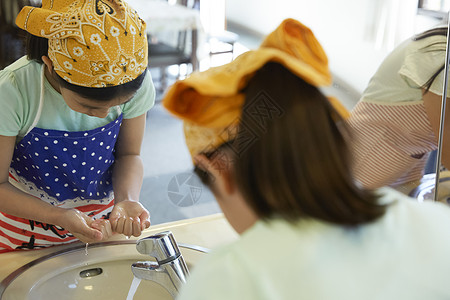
[109,200,150,237]
[58,209,106,243]
[90,218,113,241]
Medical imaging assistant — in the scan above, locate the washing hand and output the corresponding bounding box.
[109,200,151,237]
[90,218,113,240]
[58,209,113,243]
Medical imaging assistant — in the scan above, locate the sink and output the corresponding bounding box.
[0,240,207,300]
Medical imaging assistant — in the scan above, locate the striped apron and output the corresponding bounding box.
[0,67,122,252]
[348,100,437,189]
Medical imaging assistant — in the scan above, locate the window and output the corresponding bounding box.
[418,0,450,18]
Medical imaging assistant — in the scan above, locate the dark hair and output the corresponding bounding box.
[196,62,386,226]
[54,69,147,101]
[413,27,448,92]
[26,34,48,64]
[25,33,147,101]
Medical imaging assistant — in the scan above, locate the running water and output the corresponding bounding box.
[126,276,142,300]
[84,243,89,266]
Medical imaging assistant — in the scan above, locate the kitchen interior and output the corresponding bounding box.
[1,0,450,298]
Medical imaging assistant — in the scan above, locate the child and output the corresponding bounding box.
[163,19,450,299]
[0,0,153,252]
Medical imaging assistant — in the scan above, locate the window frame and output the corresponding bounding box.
[418,0,449,19]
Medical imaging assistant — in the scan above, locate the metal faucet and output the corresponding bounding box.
[131,231,189,299]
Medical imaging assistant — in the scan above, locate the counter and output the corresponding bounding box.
[0,213,238,283]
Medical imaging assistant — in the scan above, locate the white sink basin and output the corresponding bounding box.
[0,240,206,300]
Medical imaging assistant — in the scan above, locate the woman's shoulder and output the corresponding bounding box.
[376,187,450,228]
[402,33,446,67]
[410,33,447,52]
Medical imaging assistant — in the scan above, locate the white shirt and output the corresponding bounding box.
[179,188,450,300]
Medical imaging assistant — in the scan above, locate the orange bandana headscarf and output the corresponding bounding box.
[163,18,350,157]
[16,0,148,87]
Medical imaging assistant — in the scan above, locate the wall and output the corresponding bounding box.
[226,0,441,95]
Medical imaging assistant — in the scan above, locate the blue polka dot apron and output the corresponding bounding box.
[0,67,121,252]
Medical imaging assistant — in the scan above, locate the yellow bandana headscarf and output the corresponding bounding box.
[163,18,349,157]
[16,0,148,87]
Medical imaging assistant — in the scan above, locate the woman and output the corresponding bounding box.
[348,26,449,188]
[163,19,450,299]
[0,0,154,252]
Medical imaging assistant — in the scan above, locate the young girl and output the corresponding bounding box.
[0,0,154,252]
[348,26,449,189]
[164,19,450,299]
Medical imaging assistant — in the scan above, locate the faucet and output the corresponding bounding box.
[131,231,189,299]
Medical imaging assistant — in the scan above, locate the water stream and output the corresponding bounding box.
[84,241,142,299]
[126,276,142,300]
[84,243,89,266]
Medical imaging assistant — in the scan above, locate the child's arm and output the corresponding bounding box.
[110,113,151,237]
[0,135,105,243]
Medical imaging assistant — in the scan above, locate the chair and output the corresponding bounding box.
[148,31,194,94]
[208,30,239,61]
[147,0,199,96]
[0,0,31,69]
[196,0,239,63]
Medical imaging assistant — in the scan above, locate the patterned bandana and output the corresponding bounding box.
[16,0,148,87]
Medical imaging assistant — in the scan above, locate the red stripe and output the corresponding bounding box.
[75,201,114,214]
[2,176,115,250]
[0,240,76,253]
[1,200,114,228]
[0,212,36,227]
[0,220,75,243]
[0,227,38,246]
[0,201,113,247]
[0,241,13,252]
[8,173,18,182]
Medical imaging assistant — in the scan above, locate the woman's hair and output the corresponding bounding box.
[413,27,447,92]
[195,62,387,226]
[26,34,147,101]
